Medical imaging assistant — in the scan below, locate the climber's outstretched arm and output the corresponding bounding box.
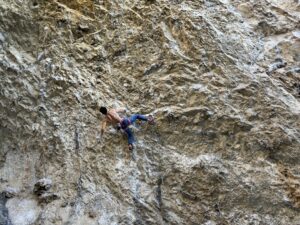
[116,108,126,113]
[100,119,107,135]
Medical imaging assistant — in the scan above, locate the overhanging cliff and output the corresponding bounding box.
[0,0,300,224]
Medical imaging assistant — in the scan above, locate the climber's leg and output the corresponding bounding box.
[124,127,134,150]
[129,114,148,123]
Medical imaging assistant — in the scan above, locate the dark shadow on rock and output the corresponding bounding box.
[0,193,12,225]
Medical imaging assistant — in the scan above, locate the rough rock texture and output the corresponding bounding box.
[0,0,300,224]
[33,178,52,196]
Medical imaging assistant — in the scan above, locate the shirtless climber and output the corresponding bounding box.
[99,106,154,150]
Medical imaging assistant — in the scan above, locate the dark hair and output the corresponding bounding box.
[100,106,107,115]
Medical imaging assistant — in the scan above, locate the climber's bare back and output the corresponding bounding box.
[105,109,123,124]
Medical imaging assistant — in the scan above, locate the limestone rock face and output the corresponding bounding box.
[0,0,300,224]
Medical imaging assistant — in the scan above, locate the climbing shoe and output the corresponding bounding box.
[148,115,155,125]
[128,144,134,150]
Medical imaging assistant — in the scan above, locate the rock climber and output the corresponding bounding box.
[99,106,154,150]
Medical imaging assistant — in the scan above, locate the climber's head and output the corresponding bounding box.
[100,106,108,115]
